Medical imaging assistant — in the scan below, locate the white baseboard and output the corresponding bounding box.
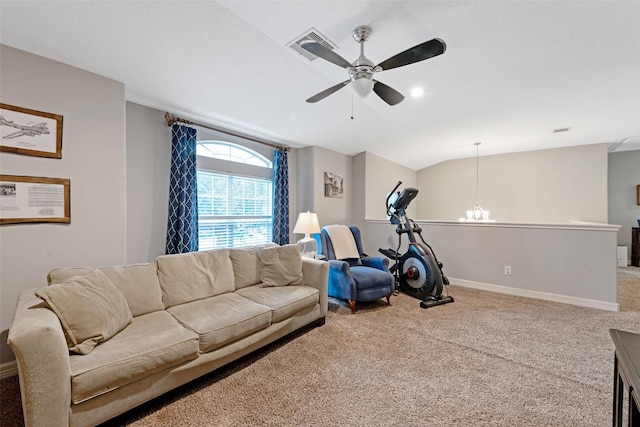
[0,361,18,380]
[449,278,620,312]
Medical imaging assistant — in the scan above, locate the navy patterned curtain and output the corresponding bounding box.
[165,123,199,254]
[272,148,289,245]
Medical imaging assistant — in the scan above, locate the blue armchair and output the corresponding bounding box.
[320,225,395,314]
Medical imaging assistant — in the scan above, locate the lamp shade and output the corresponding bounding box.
[293,211,320,235]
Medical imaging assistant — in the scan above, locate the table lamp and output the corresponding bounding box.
[293,211,320,258]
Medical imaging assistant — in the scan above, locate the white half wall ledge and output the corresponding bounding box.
[449,278,620,312]
[366,219,622,232]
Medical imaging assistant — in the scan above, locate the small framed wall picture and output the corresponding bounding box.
[324,172,343,198]
[0,103,63,159]
[0,175,70,224]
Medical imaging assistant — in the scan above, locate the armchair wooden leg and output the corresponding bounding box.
[386,294,392,306]
[348,300,356,314]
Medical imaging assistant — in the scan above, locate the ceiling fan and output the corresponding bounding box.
[300,25,446,106]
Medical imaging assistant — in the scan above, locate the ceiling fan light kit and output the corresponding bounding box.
[300,25,446,106]
[351,77,374,98]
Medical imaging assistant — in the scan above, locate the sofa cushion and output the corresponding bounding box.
[48,262,164,317]
[35,270,133,355]
[69,310,199,404]
[167,293,272,353]
[229,243,277,289]
[236,285,320,323]
[257,244,304,287]
[157,249,235,308]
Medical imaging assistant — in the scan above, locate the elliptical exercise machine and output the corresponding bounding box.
[379,181,454,309]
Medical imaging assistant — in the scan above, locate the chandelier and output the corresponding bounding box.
[462,142,491,222]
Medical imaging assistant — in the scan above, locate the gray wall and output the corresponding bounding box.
[351,150,619,309]
[296,146,352,229]
[0,45,126,364]
[416,144,609,223]
[125,102,171,264]
[608,150,640,262]
[360,151,417,221]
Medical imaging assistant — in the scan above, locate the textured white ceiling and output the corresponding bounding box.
[1,1,639,169]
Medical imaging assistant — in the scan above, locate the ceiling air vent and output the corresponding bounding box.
[287,28,337,61]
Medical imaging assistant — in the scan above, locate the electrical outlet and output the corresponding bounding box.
[504,265,512,275]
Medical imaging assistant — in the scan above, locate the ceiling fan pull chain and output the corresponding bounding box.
[351,93,354,120]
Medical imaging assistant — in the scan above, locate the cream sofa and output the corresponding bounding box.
[7,244,328,427]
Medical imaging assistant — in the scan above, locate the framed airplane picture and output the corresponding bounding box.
[0,103,63,158]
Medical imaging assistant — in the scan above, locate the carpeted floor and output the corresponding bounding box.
[618,266,640,311]
[2,279,639,426]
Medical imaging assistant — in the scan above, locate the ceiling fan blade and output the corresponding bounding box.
[306,80,351,103]
[299,41,353,69]
[376,38,446,71]
[373,81,405,106]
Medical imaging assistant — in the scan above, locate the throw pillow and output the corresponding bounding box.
[229,243,278,289]
[258,244,304,287]
[35,269,133,355]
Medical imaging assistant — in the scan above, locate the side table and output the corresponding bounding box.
[610,328,640,426]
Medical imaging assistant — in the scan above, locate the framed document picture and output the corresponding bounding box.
[0,103,63,159]
[0,175,70,224]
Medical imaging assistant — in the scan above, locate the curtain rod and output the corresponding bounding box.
[164,112,289,152]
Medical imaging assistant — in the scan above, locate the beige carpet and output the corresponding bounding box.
[618,266,640,311]
[2,283,639,427]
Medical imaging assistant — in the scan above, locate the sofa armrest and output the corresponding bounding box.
[7,289,71,427]
[302,258,329,317]
[361,256,390,271]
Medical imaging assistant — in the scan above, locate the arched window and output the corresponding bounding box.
[197,141,272,168]
[196,141,273,250]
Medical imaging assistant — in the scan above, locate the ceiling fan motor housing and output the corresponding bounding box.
[352,25,372,43]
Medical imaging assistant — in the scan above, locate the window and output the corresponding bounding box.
[196,141,273,250]
[197,141,272,168]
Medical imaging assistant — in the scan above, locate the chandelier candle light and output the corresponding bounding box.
[293,211,321,258]
[461,142,492,222]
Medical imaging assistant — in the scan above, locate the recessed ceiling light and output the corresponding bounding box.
[410,88,425,98]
